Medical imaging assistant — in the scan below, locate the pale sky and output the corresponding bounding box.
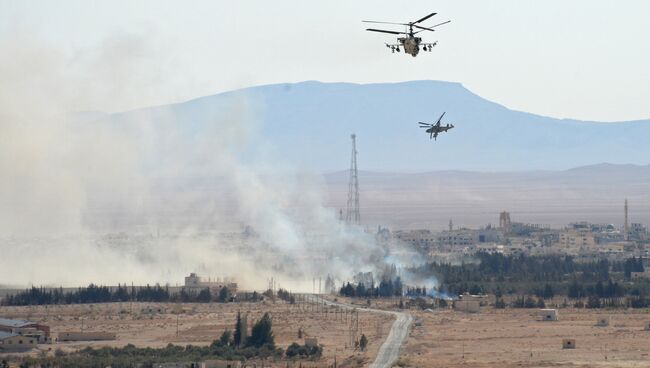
[2,0,649,121]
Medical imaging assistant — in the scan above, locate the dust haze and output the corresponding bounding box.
[0,30,417,290]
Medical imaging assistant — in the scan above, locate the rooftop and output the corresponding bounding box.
[0,331,19,340]
[0,318,33,328]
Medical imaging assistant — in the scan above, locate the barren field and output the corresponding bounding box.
[401,308,650,368]
[0,299,395,367]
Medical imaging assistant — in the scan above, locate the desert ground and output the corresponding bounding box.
[5,297,650,367]
[401,308,650,368]
[0,299,395,367]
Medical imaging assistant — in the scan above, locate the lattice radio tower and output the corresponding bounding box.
[346,134,361,225]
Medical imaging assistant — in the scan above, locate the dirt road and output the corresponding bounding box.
[367,309,412,368]
[307,295,412,368]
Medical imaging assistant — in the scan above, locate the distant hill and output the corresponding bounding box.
[104,80,650,172]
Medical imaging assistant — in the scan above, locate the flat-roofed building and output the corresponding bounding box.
[0,331,37,352]
[58,331,116,341]
[0,318,50,342]
[559,229,596,249]
[540,309,558,321]
[438,229,477,247]
[184,273,237,293]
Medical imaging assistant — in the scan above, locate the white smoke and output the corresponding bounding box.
[0,30,416,291]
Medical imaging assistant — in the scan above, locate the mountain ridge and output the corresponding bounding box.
[100,80,650,172]
[109,80,649,124]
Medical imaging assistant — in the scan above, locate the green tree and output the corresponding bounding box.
[523,296,537,308]
[587,296,601,309]
[233,311,243,347]
[542,284,554,299]
[219,329,232,346]
[359,334,368,351]
[495,286,503,298]
[494,298,506,309]
[286,342,302,358]
[248,313,275,348]
[197,288,211,303]
[218,287,229,303]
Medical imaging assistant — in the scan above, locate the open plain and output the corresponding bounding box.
[401,308,650,368]
[0,300,395,367]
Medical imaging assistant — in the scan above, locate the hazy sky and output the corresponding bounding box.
[2,0,649,121]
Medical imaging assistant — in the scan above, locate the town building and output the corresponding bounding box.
[0,318,50,343]
[184,273,237,293]
[539,309,558,321]
[562,339,576,349]
[58,331,116,341]
[394,229,436,250]
[0,331,37,352]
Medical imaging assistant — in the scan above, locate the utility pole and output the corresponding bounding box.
[462,341,465,360]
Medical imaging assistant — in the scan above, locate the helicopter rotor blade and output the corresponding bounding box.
[428,20,451,29]
[362,20,410,26]
[413,24,437,32]
[436,112,446,125]
[366,28,404,35]
[414,12,437,24]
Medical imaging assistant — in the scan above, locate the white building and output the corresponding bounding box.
[0,331,37,352]
[540,309,558,321]
[184,273,238,292]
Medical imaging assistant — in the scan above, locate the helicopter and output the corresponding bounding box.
[419,112,454,140]
[363,12,450,57]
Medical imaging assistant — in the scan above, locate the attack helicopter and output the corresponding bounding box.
[419,112,454,141]
[363,12,450,57]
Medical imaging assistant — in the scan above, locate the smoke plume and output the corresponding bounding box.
[0,30,418,291]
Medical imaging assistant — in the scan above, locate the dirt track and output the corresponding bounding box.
[310,295,411,368]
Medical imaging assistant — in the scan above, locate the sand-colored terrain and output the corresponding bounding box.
[401,308,650,368]
[0,299,394,367]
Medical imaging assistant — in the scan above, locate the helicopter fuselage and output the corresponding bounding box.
[398,36,422,57]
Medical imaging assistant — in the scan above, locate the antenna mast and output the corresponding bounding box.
[346,134,361,225]
[624,199,629,241]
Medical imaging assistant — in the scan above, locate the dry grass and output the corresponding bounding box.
[403,307,650,368]
[0,299,394,366]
